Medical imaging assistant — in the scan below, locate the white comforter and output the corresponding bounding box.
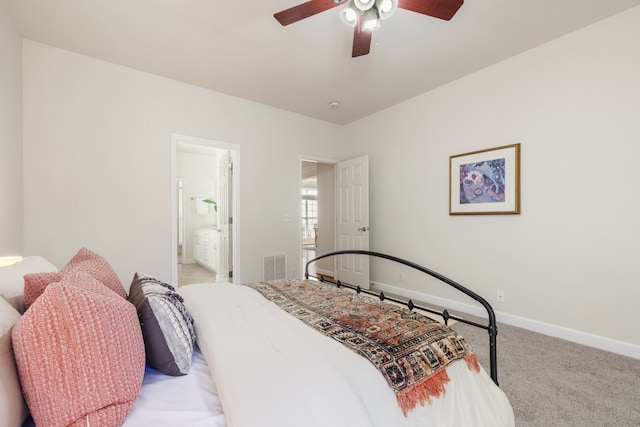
[123,345,226,427]
[180,282,514,427]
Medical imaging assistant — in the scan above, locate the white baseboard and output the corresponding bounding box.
[370,281,640,360]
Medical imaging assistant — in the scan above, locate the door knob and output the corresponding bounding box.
[357,226,369,232]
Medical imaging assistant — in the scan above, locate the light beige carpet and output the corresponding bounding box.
[453,316,640,426]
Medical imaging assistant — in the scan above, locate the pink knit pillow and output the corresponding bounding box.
[23,272,62,310]
[12,273,145,427]
[59,270,123,298]
[61,247,127,299]
[23,247,127,309]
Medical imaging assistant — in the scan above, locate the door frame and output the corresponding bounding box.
[171,133,241,286]
[177,177,186,264]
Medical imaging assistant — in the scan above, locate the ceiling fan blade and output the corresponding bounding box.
[274,0,346,26]
[397,0,463,21]
[352,23,372,58]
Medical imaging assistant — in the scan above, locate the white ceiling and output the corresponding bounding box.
[4,0,640,125]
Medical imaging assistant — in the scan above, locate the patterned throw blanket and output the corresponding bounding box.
[246,279,480,415]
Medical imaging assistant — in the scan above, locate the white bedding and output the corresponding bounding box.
[21,345,225,427]
[123,345,226,427]
[180,282,515,427]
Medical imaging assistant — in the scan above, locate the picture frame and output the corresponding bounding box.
[449,143,521,215]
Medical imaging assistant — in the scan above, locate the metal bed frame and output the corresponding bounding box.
[304,250,499,386]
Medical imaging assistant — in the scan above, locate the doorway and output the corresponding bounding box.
[300,155,370,287]
[300,158,336,279]
[171,134,240,287]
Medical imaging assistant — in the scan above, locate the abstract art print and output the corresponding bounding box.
[449,144,520,215]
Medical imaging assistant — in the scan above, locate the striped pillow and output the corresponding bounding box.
[128,273,195,376]
[12,272,145,427]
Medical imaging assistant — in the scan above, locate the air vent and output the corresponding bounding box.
[263,253,287,281]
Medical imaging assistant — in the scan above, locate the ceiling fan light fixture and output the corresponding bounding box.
[361,7,379,31]
[354,0,375,12]
[339,1,359,27]
[375,0,397,20]
[274,0,463,57]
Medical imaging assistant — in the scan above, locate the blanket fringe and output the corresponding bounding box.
[397,353,481,415]
[397,369,450,416]
[465,353,481,373]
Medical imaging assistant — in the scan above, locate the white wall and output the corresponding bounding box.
[22,41,343,288]
[0,2,23,256]
[343,7,640,353]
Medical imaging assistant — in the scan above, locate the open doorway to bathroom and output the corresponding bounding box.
[300,159,335,280]
[172,134,239,287]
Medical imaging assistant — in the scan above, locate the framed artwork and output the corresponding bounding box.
[449,143,521,215]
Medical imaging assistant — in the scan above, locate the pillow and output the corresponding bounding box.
[128,273,196,376]
[23,272,62,310]
[59,270,124,298]
[61,247,127,299]
[0,297,28,427]
[0,256,57,312]
[12,272,145,427]
[23,247,127,309]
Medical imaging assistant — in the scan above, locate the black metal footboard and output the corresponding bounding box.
[304,250,499,386]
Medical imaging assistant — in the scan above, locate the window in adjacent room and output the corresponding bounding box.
[301,188,317,247]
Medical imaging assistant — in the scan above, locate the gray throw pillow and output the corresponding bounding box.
[128,273,195,376]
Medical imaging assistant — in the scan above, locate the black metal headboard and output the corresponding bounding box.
[304,250,499,386]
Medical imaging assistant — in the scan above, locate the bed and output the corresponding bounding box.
[1,248,514,427]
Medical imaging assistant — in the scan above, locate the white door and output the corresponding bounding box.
[336,155,370,289]
[217,151,233,282]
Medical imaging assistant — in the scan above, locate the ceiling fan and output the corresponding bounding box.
[274,0,464,57]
